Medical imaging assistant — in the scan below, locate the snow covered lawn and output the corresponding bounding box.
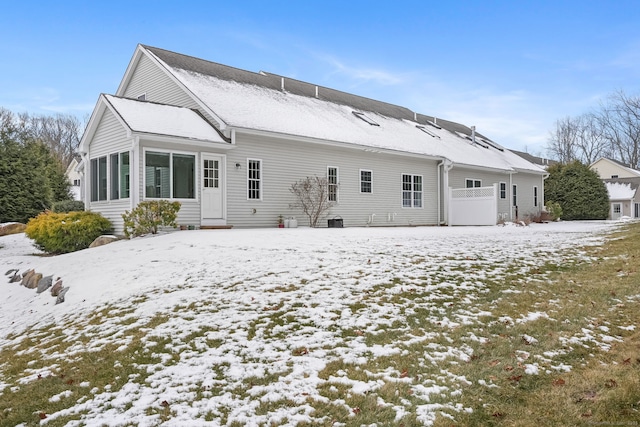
[0,221,624,425]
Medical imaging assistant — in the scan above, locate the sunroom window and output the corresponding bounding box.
[145,151,195,199]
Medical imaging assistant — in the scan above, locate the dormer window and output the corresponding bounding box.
[416,125,440,138]
[352,111,379,126]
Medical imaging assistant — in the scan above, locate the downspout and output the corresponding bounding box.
[442,159,453,225]
[542,172,549,213]
[79,152,88,209]
[509,172,514,221]
[131,136,140,209]
[437,161,442,225]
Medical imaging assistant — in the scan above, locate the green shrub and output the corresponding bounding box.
[25,211,112,254]
[545,201,563,220]
[122,200,181,238]
[51,200,85,213]
[544,161,609,220]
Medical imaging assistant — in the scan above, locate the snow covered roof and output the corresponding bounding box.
[142,46,545,174]
[605,181,638,200]
[104,95,227,143]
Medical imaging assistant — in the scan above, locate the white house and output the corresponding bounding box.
[65,156,82,201]
[590,158,640,219]
[79,45,547,233]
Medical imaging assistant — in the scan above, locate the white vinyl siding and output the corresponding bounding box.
[225,132,439,227]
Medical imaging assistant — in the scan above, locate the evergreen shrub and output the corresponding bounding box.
[122,200,181,238]
[25,211,112,254]
[544,161,609,220]
[52,200,85,213]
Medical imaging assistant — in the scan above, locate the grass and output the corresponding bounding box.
[430,222,640,426]
[0,223,639,425]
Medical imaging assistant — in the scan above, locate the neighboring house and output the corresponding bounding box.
[603,179,640,219]
[511,150,558,170]
[590,158,640,219]
[78,44,547,233]
[65,155,82,201]
[590,157,640,180]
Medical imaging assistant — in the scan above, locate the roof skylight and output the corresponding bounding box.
[352,111,380,126]
[427,120,442,129]
[416,125,440,138]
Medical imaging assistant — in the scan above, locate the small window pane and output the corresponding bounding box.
[248,160,261,199]
[328,167,338,202]
[361,170,372,193]
[98,157,107,201]
[120,152,130,198]
[110,153,119,200]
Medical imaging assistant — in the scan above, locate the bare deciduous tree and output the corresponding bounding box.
[547,116,579,164]
[289,176,334,227]
[27,113,83,166]
[598,91,640,169]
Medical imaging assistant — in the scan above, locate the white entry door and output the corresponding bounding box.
[612,202,622,220]
[202,154,223,220]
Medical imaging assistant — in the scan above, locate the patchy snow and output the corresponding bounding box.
[606,181,637,200]
[0,221,622,425]
[516,311,550,324]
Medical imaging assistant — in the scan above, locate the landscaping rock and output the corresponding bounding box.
[25,272,42,289]
[9,273,22,283]
[21,270,35,287]
[51,279,63,296]
[89,235,118,248]
[0,223,26,236]
[36,275,53,294]
[55,287,69,305]
[5,268,19,276]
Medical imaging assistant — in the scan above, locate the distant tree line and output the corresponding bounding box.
[547,90,640,168]
[0,107,84,223]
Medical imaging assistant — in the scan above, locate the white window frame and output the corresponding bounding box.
[327,166,339,203]
[247,158,262,200]
[499,182,506,199]
[90,156,107,202]
[613,203,621,214]
[533,186,538,207]
[402,173,423,208]
[466,178,482,188]
[512,184,518,207]
[109,151,131,201]
[143,148,197,200]
[360,169,373,193]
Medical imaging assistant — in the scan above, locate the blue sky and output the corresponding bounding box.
[2,1,639,155]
